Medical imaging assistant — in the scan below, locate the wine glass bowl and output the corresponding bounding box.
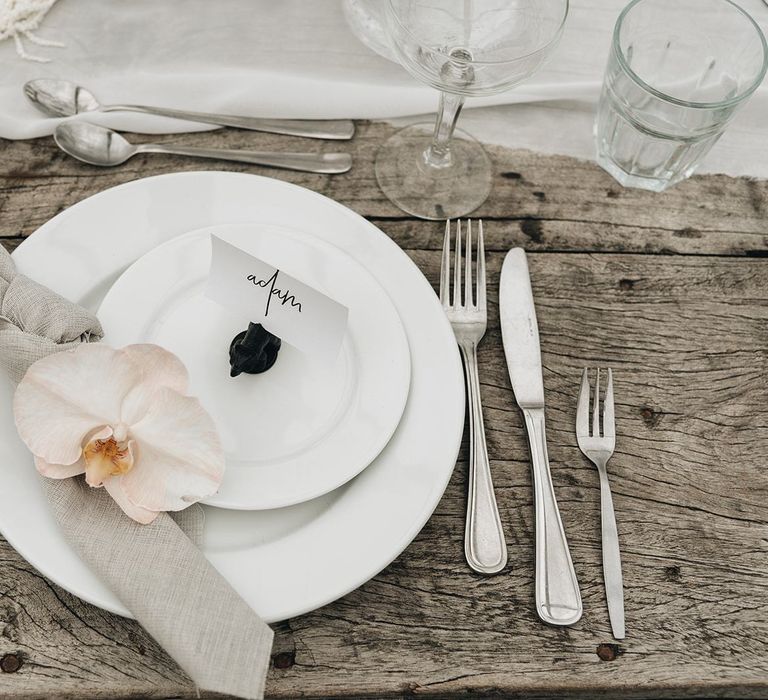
[389,1,569,95]
[376,0,569,220]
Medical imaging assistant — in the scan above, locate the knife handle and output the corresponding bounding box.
[461,344,508,575]
[523,407,582,626]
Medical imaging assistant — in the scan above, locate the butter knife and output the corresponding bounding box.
[500,248,582,626]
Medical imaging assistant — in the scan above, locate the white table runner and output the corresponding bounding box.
[1,0,766,178]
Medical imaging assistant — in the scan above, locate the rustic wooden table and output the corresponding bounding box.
[1,122,767,699]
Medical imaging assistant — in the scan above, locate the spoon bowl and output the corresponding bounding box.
[25,79,101,118]
[54,122,136,166]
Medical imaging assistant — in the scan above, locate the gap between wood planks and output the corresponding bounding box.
[2,232,766,258]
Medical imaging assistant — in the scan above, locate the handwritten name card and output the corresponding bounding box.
[205,235,348,362]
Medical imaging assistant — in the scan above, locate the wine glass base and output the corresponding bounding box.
[374,123,492,220]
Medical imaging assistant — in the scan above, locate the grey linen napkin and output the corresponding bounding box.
[0,246,274,699]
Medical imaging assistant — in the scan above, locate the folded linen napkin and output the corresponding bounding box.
[0,245,274,699]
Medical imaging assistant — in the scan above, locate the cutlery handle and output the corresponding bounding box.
[461,344,507,575]
[597,462,625,639]
[523,407,582,625]
[138,144,351,174]
[108,104,355,140]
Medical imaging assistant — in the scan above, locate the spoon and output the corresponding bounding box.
[54,122,352,174]
[25,79,355,140]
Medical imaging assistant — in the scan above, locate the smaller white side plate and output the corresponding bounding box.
[98,223,411,510]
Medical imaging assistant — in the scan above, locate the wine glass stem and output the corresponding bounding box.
[425,91,466,169]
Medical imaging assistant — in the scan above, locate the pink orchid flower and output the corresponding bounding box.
[13,343,224,524]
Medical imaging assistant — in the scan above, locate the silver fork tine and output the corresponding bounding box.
[576,368,590,437]
[440,220,450,307]
[465,220,474,308]
[477,220,486,311]
[454,219,462,307]
[592,367,601,437]
[603,368,615,438]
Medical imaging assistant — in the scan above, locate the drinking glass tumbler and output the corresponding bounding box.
[595,0,767,192]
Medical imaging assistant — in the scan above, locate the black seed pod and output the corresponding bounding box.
[228,323,281,377]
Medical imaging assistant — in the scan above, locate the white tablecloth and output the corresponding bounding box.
[2,0,766,178]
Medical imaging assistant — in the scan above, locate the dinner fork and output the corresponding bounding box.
[576,368,625,639]
[441,220,507,575]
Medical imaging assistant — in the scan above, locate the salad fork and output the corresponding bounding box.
[441,220,507,575]
[577,368,625,639]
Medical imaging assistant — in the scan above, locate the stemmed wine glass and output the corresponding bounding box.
[376,0,569,220]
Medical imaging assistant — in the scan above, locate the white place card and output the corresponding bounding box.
[205,235,348,362]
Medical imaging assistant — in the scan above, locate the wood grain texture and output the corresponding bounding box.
[0,121,767,699]
[1,122,767,257]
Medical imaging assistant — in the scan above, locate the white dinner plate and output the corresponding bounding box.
[0,172,464,623]
[98,223,411,510]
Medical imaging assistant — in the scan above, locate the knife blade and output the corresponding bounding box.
[499,249,545,408]
[500,248,582,626]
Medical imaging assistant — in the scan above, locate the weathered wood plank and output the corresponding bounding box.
[257,252,768,699]
[1,121,767,698]
[0,248,766,698]
[1,122,767,256]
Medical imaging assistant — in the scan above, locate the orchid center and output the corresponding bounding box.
[83,426,134,487]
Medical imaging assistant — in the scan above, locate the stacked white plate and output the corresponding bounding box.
[0,172,464,622]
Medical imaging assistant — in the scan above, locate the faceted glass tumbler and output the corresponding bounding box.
[595,0,768,192]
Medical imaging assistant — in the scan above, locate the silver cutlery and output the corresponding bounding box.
[500,248,582,626]
[54,122,352,174]
[25,79,355,140]
[441,220,507,575]
[577,368,625,639]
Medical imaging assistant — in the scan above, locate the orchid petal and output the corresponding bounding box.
[104,476,159,524]
[13,344,142,465]
[120,344,189,425]
[33,425,111,479]
[34,455,86,479]
[124,387,224,511]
